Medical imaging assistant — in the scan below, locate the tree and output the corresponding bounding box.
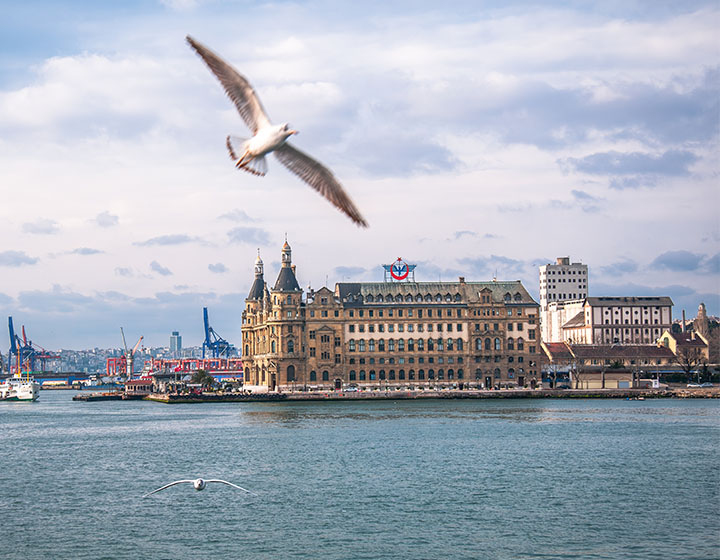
[190,369,216,389]
[672,346,705,383]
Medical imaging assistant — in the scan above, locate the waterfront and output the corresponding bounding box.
[1,392,718,559]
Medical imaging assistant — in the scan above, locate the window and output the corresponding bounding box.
[322,371,329,381]
[369,339,375,352]
[378,339,385,352]
[494,338,501,351]
[417,339,424,351]
[359,370,366,380]
[310,370,317,381]
[349,340,356,352]
[447,338,454,351]
[349,370,356,380]
[287,365,295,382]
[485,338,491,351]
[359,340,366,352]
[310,347,316,357]
[271,340,276,353]
[389,339,395,352]
[408,339,415,351]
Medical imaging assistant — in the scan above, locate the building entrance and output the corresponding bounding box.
[334,378,342,390]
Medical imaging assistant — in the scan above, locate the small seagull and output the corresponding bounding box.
[186,35,368,227]
[142,477,257,498]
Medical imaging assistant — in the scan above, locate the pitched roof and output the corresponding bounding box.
[562,311,586,329]
[273,267,301,292]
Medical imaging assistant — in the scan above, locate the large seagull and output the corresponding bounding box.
[187,36,368,227]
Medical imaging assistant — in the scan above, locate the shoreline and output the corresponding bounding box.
[137,387,720,404]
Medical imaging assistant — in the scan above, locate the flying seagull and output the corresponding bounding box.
[186,35,368,227]
[142,477,257,498]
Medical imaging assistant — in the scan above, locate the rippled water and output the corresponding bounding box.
[1,392,718,559]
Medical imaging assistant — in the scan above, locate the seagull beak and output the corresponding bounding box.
[288,129,298,135]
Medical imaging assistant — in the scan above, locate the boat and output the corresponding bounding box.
[0,372,40,401]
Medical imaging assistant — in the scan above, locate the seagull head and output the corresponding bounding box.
[281,123,298,136]
[193,478,207,491]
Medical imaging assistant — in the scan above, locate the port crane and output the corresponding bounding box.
[202,307,234,359]
[120,327,144,379]
[7,316,59,373]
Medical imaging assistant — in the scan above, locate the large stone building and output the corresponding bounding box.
[241,242,541,391]
[539,257,588,342]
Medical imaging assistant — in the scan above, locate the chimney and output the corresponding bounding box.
[459,276,465,283]
[682,310,686,332]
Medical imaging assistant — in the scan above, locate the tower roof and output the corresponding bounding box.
[273,267,301,292]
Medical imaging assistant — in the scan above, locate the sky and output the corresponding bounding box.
[0,0,718,351]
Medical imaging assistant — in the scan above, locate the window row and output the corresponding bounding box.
[348,338,466,352]
[348,368,465,381]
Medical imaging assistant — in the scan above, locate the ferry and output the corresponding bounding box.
[0,372,40,401]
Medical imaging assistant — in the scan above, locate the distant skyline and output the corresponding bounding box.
[1,0,718,349]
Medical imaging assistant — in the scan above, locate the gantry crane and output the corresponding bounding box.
[120,327,144,379]
[202,307,234,359]
[7,316,59,373]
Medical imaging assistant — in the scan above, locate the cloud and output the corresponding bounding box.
[227,227,271,245]
[95,211,119,228]
[134,234,204,246]
[70,247,104,255]
[0,250,38,267]
[458,254,528,278]
[333,266,366,278]
[454,231,476,239]
[218,209,256,222]
[705,253,720,275]
[115,267,133,277]
[150,261,172,276]
[600,259,639,276]
[560,150,699,189]
[651,250,705,272]
[208,262,228,274]
[22,218,59,234]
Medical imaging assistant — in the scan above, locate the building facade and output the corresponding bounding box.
[539,257,588,342]
[241,243,542,391]
[169,331,182,357]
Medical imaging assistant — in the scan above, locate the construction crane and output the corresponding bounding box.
[7,316,59,373]
[120,327,144,379]
[202,307,234,359]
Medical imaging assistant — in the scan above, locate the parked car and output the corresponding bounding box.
[687,383,701,388]
[700,382,714,388]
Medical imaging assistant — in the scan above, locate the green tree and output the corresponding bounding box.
[190,369,216,389]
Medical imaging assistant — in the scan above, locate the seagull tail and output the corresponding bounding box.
[226,135,249,161]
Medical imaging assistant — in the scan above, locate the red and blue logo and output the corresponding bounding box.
[383,257,416,281]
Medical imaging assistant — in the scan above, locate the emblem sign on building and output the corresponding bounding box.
[383,257,416,282]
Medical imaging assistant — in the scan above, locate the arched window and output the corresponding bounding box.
[271,340,276,353]
[322,370,329,381]
[494,338,501,351]
[448,368,454,379]
[485,338,491,351]
[514,292,522,301]
[494,368,501,378]
[407,338,415,351]
[438,369,444,379]
[378,370,385,380]
[428,369,435,379]
[425,294,432,302]
[428,338,434,351]
[359,370,366,380]
[349,339,356,352]
[310,370,317,381]
[397,370,403,380]
[457,338,463,351]
[437,338,444,351]
[388,339,395,352]
[287,339,295,353]
[287,365,295,382]
[405,294,413,302]
[417,339,424,351]
[435,294,442,301]
[508,368,515,379]
[416,294,423,302]
[349,370,357,380]
[370,370,377,380]
[409,369,415,380]
[244,344,249,356]
[447,338,454,351]
[457,368,464,379]
[359,339,366,352]
[377,295,384,302]
[454,293,461,301]
[517,338,524,351]
[366,295,374,303]
[395,294,403,302]
[444,294,451,302]
[378,339,385,352]
[475,368,482,379]
[398,339,405,351]
[507,338,514,351]
[504,293,511,302]
[418,369,425,380]
[475,338,482,351]
[369,339,375,352]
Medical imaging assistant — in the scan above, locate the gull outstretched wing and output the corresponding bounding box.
[142,480,193,498]
[206,480,258,496]
[186,36,271,134]
[274,143,368,227]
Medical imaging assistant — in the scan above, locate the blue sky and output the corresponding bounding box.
[0,0,718,350]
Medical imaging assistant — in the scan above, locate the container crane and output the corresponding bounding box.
[120,327,143,379]
[7,316,59,373]
[202,307,234,359]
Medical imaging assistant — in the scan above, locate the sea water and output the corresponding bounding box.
[1,392,718,559]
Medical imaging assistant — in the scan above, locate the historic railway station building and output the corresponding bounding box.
[241,241,541,391]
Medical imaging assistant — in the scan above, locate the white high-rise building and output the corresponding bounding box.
[170,331,182,357]
[539,257,588,342]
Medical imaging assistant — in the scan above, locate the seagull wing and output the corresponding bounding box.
[274,143,368,228]
[142,480,193,498]
[186,36,271,134]
[206,479,258,496]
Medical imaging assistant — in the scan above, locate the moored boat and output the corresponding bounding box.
[0,372,40,401]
